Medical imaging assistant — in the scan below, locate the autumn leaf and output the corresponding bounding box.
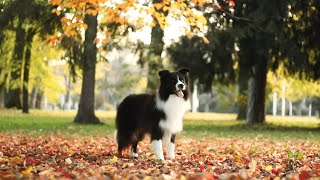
[299,171,311,180]
[65,157,72,164]
[1,133,319,179]
[110,156,118,163]
[9,156,24,164]
[21,166,33,177]
[264,165,273,171]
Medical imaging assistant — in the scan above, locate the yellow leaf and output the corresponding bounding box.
[110,156,118,163]
[143,176,152,180]
[265,165,273,171]
[153,3,163,10]
[21,166,33,177]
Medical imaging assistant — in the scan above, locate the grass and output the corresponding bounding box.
[0,109,319,142]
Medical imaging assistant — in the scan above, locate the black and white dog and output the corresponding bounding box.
[115,68,191,160]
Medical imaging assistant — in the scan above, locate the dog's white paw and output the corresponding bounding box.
[167,142,175,159]
[131,150,139,158]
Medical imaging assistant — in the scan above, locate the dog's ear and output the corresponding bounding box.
[158,70,170,78]
[178,68,190,75]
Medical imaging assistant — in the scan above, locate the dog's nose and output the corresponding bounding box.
[178,84,184,89]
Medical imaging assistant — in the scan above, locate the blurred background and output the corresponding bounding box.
[0,0,319,122]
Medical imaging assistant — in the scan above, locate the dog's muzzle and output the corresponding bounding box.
[175,83,185,98]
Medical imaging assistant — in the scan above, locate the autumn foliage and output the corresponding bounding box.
[47,0,218,45]
[1,133,319,179]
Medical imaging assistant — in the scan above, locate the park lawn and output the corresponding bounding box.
[0,109,319,141]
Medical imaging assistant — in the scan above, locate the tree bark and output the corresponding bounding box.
[35,90,43,109]
[74,9,100,124]
[146,0,166,92]
[5,18,25,109]
[22,28,36,113]
[30,82,40,108]
[0,85,5,108]
[236,61,250,120]
[246,57,268,125]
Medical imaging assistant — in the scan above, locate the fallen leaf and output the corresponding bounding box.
[299,171,311,180]
[110,156,118,163]
[65,158,72,164]
[21,166,33,177]
[264,165,273,171]
[9,156,24,164]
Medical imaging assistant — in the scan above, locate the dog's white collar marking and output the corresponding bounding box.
[156,94,190,134]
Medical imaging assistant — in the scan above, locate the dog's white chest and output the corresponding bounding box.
[156,95,190,133]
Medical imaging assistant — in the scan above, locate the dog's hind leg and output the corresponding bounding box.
[131,132,145,158]
[116,131,131,158]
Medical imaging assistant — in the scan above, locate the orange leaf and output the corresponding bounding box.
[9,156,24,164]
[21,166,33,177]
[202,36,209,44]
[86,9,98,16]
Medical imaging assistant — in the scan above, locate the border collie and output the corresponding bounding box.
[115,68,191,160]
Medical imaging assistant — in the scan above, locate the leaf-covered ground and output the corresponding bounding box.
[0,133,319,180]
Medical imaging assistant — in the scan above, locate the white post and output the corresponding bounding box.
[192,83,199,112]
[308,103,312,117]
[281,84,286,116]
[272,91,277,116]
[289,101,293,116]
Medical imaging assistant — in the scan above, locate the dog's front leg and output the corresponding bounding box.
[151,129,165,160]
[167,134,176,159]
[151,139,164,160]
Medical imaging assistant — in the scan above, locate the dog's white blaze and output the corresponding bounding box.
[175,75,186,91]
[156,94,190,134]
[151,139,164,160]
[167,142,175,159]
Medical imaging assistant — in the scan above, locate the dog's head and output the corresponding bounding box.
[158,68,190,100]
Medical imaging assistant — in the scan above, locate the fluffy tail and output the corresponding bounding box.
[113,130,118,145]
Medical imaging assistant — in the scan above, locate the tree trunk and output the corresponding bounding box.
[246,57,268,125]
[30,82,40,108]
[22,28,35,113]
[236,61,250,120]
[0,85,5,108]
[35,90,43,109]
[146,0,166,92]
[74,9,100,124]
[5,18,25,109]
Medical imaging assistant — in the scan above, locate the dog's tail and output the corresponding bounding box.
[113,130,118,145]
